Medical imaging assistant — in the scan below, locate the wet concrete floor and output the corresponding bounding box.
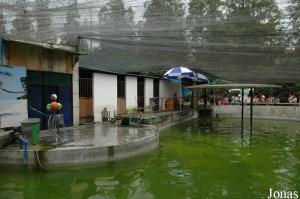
[40,124,157,148]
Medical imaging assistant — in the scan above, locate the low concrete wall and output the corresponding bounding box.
[157,110,198,130]
[0,110,197,167]
[47,130,159,165]
[0,131,11,148]
[212,105,300,120]
[0,126,159,167]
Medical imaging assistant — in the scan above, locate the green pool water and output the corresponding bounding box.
[1,118,300,199]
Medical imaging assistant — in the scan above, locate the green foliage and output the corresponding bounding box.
[188,0,282,47]
[78,0,299,84]
[187,0,223,44]
[288,0,300,51]
[144,0,185,24]
[221,0,282,46]
[143,0,185,41]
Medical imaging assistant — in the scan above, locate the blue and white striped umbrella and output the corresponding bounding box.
[163,66,197,80]
[196,73,209,84]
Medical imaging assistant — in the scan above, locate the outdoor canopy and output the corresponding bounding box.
[196,73,209,84]
[163,66,196,80]
[163,66,209,84]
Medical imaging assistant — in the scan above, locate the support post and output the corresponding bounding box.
[250,88,254,133]
[196,89,199,112]
[241,88,244,134]
[203,88,207,110]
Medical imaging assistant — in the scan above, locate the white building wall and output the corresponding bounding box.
[93,73,118,122]
[125,76,138,110]
[159,79,182,98]
[159,80,182,110]
[144,78,154,107]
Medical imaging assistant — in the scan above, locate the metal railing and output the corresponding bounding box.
[148,97,191,112]
[210,102,300,107]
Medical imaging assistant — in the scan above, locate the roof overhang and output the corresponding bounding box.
[3,37,86,55]
[79,67,161,79]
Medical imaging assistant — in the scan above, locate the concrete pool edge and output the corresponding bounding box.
[213,114,300,121]
[0,110,197,167]
[0,127,159,167]
[158,111,198,131]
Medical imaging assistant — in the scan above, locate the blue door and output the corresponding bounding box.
[27,85,43,120]
[58,86,73,127]
[27,71,73,129]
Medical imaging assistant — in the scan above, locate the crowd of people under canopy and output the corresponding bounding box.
[197,93,299,106]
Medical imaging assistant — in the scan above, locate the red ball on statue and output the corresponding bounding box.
[51,102,59,111]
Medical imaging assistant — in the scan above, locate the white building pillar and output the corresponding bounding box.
[125,76,138,110]
[144,78,154,107]
[93,73,118,122]
[72,61,80,126]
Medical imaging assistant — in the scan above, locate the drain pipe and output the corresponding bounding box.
[20,134,43,169]
[33,146,43,169]
[241,88,244,134]
[18,138,28,168]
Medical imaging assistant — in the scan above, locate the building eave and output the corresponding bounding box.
[79,67,162,79]
[3,37,86,55]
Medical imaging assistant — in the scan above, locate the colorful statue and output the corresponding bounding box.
[47,94,64,145]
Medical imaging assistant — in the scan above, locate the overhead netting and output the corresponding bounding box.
[0,0,299,83]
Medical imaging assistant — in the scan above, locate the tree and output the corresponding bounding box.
[187,0,282,59]
[139,0,187,69]
[97,0,134,34]
[12,0,35,39]
[97,0,136,54]
[288,0,300,49]
[188,0,223,42]
[0,8,5,36]
[63,0,80,46]
[143,0,185,37]
[219,0,282,46]
[35,0,53,42]
[185,0,289,83]
[187,0,223,61]
[78,0,137,72]
[125,7,134,30]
